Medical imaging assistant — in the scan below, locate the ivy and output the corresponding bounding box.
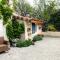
[0,0,13,24]
[6,20,25,39]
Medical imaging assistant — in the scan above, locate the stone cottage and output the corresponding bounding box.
[0,0,44,40]
[13,14,44,40]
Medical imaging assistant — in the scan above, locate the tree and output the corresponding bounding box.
[49,9,60,31]
[43,1,57,31]
[13,0,33,16]
[32,0,45,19]
[43,1,56,21]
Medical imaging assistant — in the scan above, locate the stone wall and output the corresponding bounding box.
[44,31,60,37]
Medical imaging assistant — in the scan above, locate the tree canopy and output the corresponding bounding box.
[49,10,60,31]
[13,0,33,16]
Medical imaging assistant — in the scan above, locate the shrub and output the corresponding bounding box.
[6,20,25,39]
[6,21,14,39]
[12,20,25,38]
[47,24,56,31]
[33,35,43,42]
[16,39,33,47]
[6,20,25,46]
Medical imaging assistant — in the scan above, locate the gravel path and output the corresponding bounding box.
[0,37,60,60]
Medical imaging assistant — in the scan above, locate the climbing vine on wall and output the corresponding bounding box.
[6,17,25,40]
[0,0,13,24]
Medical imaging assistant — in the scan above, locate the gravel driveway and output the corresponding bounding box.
[0,37,60,60]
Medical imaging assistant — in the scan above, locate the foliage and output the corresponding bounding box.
[13,0,33,16]
[6,20,25,39]
[12,18,25,38]
[16,39,33,47]
[6,21,14,39]
[32,0,45,19]
[43,1,56,21]
[0,0,13,24]
[42,1,56,31]
[33,35,43,42]
[49,9,60,31]
[32,0,56,20]
[47,24,56,31]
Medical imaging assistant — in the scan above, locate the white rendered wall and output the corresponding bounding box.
[0,20,4,37]
[4,25,8,41]
[0,20,8,40]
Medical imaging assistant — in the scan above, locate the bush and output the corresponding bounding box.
[12,20,25,38]
[6,20,25,46]
[6,21,25,39]
[6,21,14,39]
[33,35,43,42]
[47,24,56,31]
[16,39,33,47]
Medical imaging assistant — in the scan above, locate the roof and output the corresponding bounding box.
[13,14,44,25]
[31,18,44,25]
